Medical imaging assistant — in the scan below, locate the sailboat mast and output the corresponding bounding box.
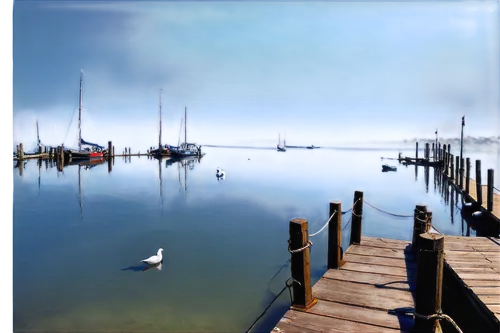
[177,118,184,147]
[36,119,40,145]
[78,70,83,152]
[184,107,187,145]
[159,89,162,150]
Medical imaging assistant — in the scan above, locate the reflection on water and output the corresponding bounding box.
[13,146,499,332]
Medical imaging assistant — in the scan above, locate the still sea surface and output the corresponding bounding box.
[13,145,499,332]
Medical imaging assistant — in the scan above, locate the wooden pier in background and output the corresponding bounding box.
[272,197,500,333]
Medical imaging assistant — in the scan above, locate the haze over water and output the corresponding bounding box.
[13,144,498,332]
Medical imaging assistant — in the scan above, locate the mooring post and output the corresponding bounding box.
[414,233,444,333]
[328,201,345,269]
[487,169,494,212]
[412,204,429,253]
[450,155,454,181]
[129,147,131,156]
[442,145,447,171]
[350,191,364,245]
[438,143,441,163]
[476,160,482,206]
[425,143,430,160]
[289,218,317,310]
[60,145,65,169]
[455,156,459,185]
[465,158,470,195]
[416,142,419,159]
[112,146,115,157]
[108,141,112,157]
[459,157,464,189]
[19,143,24,159]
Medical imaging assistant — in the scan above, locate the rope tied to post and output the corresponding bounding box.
[363,199,415,218]
[389,309,463,333]
[288,239,313,253]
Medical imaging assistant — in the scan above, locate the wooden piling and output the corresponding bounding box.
[476,160,482,205]
[61,145,65,168]
[414,233,444,333]
[432,143,435,161]
[455,156,459,184]
[450,155,454,181]
[19,143,24,159]
[465,158,470,195]
[129,147,131,156]
[350,191,364,245]
[416,142,419,159]
[328,202,345,269]
[487,169,494,212]
[289,218,317,310]
[425,143,430,160]
[438,143,441,162]
[108,141,112,157]
[442,145,447,171]
[112,146,115,156]
[459,157,464,189]
[412,204,429,253]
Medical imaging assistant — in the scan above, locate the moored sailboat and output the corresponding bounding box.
[150,89,171,159]
[169,107,204,158]
[64,70,105,161]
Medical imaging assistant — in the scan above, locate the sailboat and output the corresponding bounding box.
[64,70,105,161]
[277,133,286,152]
[169,107,204,158]
[151,89,171,158]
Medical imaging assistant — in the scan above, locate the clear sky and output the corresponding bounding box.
[12,0,500,151]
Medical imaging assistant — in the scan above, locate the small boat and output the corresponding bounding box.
[169,107,204,158]
[277,133,286,152]
[382,164,397,172]
[306,145,316,149]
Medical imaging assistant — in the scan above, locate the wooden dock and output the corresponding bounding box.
[272,196,500,333]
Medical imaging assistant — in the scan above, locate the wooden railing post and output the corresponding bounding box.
[465,158,470,195]
[412,204,429,253]
[350,191,364,245]
[289,218,317,310]
[476,160,482,205]
[328,202,345,269]
[442,145,447,172]
[487,169,494,212]
[450,155,454,180]
[459,157,464,189]
[414,233,444,333]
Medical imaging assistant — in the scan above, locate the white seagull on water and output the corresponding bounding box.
[141,248,163,265]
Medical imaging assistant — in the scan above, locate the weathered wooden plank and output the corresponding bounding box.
[470,286,500,296]
[453,267,500,274]
[360,237,410,250]
[279,309,403,333]
[443,260,500,270]
[344,253,415,269]
[477,295,500,305]
[463,279,500,287]
[346,245,408,259]
[444,243,500,252]
[340,261,413,278]
[306,299,413,331]
[313,278,414,311]
[445,236,498,244]
[323,269,413,290]
[488,304,500,314]
[458,273,500,281]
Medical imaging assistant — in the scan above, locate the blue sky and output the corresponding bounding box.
[11,0,500,151]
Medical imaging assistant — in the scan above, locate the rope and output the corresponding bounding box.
[342,215,352,231]
[245,278,294,333]
[390,309,463,333]
[309,210,337,237]
[342,198,361,214]
[288,240,313,253]
[363,199,414,218]
[267,259,291,287]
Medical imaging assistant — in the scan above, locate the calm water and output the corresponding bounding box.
[13,145,499,332]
